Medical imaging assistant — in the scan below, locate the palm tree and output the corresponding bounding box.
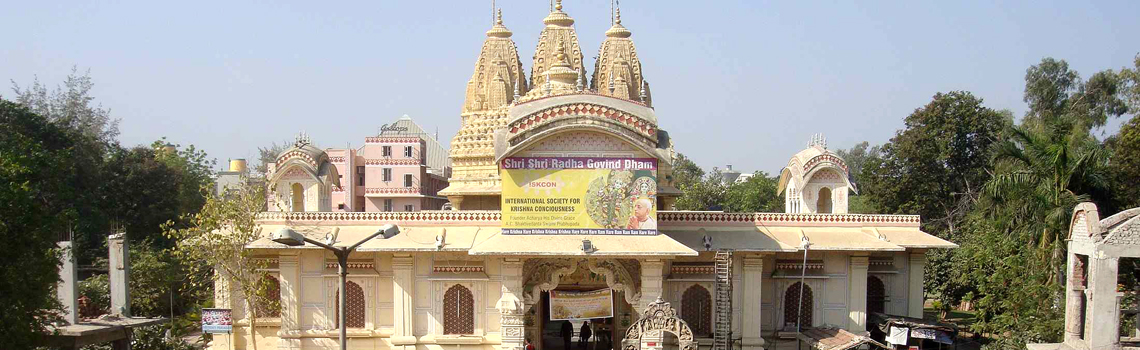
[982,124,1110,279]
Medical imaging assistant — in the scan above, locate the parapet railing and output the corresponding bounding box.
[256,211,920,226]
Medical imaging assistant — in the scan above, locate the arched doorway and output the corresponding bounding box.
[867,276,886,315]
[816,187,832,213]
[291,183,305,212]
[524,259,640,350]
[680,285,712,338]
[783,282,813,329]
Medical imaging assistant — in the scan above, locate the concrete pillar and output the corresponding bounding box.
[498,258,526,350]
[277,253,301,350]
[907,252,926,319]
[1063,251,1084,343]
[392,254,417,349]
[741,255,765,350]
[638,259,666,348]
[1086,255,1120,350]
[57,241,79,325]
[638,259,665,314]
[848,255,869,333]
[109,233,130,317]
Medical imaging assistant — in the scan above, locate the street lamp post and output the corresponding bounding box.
[272,224,400,350]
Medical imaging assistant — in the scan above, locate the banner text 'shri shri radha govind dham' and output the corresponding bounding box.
[501,157,657,235]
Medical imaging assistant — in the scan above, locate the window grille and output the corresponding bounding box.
[443,284,474,335]
[334,281,366,328]
[382,146,392,157]
[404,174,414,187]
[384,199,393,212]
[681,285,713,337]
[784,282,813,328]
[383,168,392,182]
[867,276,886,315]
[404,146,413,158]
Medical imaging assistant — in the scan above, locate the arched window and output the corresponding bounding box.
[255,274,281,318]
[867,276,886,315]
[443,284,474,334]
[291,183,305,212]
[681,285,712,337]
[816,187,832,214]
[784,282,813,329]
[334,281,365,328]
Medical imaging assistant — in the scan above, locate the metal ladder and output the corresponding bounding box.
[713,250,734,350]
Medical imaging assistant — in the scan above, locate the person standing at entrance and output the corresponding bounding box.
[561,321,573,350]
[579,321,592,350]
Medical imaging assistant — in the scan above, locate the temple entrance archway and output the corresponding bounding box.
[522,259,642,350]
[621,297,696,350]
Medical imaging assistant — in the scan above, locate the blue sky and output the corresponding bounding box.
[2,0,1137,174]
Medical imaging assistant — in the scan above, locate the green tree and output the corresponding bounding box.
[950,57,1129,348]
[671,153,705,191]
[675,175,727,211]
[1022,57,1129,137]
[165,182,277,350]
[10,66,120,143]
[722,172,782,213]
[1106,115,1140,209]
[856,91,1009,301]
[255,141,290,176]
[0,99,78,347]
[152,138,216,231]
[10,68,116,265]
[834,141,880,185]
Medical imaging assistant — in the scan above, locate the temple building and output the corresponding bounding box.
[224,3,955,350]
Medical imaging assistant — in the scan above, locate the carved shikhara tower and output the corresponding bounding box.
[442,0,679,210]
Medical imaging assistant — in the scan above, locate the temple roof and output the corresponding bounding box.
[462,9,528,115]
[530,0,585,91]
[592,8,650,105]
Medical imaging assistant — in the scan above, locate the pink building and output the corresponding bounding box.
[326,136,449,212]
[267,117,450,213]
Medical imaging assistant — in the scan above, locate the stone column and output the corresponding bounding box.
[638,259,666,314]
[638,259,666,348]
[907,252,926,319]
[57,241,79,325]
[277,253,302,350]
[109,233,131,316]
[1063,251,1083,343]
[498,258,526,350]
[392,254,417,349]
[1086,255,1120,350]
[847,255,869,332]
[740,255,765,350]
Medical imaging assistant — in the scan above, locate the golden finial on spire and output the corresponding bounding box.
[615,8,621,24]
[496,8,503,25]
[555,0,562,11]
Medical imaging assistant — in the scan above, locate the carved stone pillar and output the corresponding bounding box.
[392,254,417,349]
[907,252,926,319]
[741,255,765,350]
[638,259,666,346]
[499,258,527,350]
[277,252,302,350]
[848,255,869,332]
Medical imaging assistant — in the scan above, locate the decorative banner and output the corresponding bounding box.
[502,157,657,235]
[549,289,614,320]
[201,308,233,333]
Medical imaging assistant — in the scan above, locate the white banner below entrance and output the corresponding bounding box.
[549,289,614,320]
